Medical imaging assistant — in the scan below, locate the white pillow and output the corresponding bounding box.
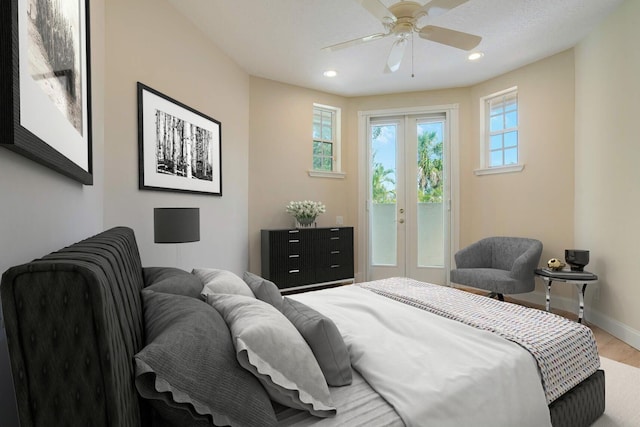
[193,268,255,298]
[206,293,336,418]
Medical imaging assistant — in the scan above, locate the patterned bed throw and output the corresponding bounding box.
[359,278,600,403]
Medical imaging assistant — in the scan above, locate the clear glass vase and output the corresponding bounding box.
[296,217,316,228]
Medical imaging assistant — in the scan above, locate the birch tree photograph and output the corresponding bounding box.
[138,83,222,196]
[155,110,214,182]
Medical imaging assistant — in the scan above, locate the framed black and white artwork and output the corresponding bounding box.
[137,82,222,196]
[0,0,93,184]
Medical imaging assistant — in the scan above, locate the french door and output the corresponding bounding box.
[365,109,454,285]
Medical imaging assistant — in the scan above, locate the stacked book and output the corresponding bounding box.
[535,268,598,280]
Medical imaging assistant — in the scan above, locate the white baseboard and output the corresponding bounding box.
[513,291,640,351]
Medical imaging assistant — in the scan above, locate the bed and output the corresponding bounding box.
[0,227,605,427]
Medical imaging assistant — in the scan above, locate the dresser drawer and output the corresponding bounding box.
[261,227,354,289]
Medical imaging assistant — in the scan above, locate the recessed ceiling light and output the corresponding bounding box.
[323,70,338,78]
[468,52,484,61]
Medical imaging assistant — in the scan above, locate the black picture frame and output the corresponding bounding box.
[137,82,222,196]
[0,0,93,185]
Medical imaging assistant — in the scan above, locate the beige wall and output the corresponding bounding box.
[248,54,576,290]
[575,0,640,338]
[105,0,250,274]
[248,77,351,273]
[467,50,576,298]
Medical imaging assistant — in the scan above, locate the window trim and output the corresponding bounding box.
[475,86,523,176]
[309,103,344,178]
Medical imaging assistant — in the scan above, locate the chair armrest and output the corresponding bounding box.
[454,240,491,268]
[510,241,543,280]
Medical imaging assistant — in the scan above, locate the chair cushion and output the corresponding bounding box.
[450,268,522,294]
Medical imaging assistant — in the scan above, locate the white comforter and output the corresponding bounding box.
[290,286,551,427]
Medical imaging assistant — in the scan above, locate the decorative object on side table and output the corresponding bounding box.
[0,0,93,184]
[285,200,326,228]
[547,258,566,271]
[565,249,589,271]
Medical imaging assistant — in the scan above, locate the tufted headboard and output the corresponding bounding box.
[1,227,149,427]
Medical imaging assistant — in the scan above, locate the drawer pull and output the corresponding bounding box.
[330,237,340,240]
[288,230,299,234]
[330,265,340,268]
[289,254,300,258]
[330,228,340,232]
[289,239,299,243]
[289,269,300,274]
[331,251,340,254]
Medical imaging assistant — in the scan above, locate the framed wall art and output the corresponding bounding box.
[0,0,93,184]
[137,82,222,196]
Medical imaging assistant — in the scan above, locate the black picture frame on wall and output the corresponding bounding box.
[0,0,93,185]
[138,82,222,196]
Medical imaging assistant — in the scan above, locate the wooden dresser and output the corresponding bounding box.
[261,227,354,292]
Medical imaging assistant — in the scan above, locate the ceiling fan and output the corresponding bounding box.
[323,0,482,73]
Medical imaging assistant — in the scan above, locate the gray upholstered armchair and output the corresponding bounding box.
[450,237,543,301]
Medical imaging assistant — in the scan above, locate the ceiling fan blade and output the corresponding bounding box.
[322,33,389,52]
[354,0,396,24]
[386,37,408,73]
[418,25,481,50]
[418,0,470,18]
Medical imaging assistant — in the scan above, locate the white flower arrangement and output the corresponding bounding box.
[285,200,326,221]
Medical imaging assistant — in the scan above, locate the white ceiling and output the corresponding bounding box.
[168,0,623,97]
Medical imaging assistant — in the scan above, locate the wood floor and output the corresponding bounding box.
[506,295,640,368]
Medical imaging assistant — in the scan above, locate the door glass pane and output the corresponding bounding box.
[416,121,444,267]
[371,124,397,266]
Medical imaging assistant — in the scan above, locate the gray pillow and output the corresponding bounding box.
[282,297,352,387]
[193,268,255,298]
[206,293,336,418]
[143,267,203,299]
[243,272,283,311]
[134,290,277,427]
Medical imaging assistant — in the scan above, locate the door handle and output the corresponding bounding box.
[399,218,405,224]
[399,208,404,214]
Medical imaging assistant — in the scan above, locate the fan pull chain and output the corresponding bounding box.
[411,32,415,78]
